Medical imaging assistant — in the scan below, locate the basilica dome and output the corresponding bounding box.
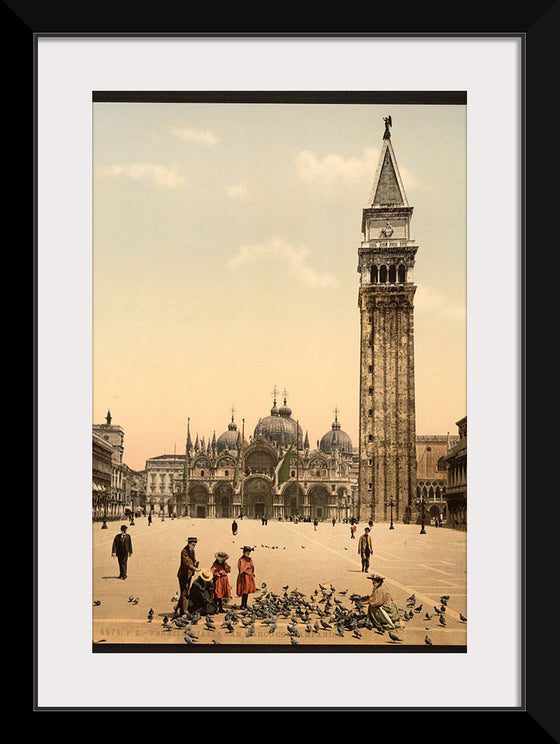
[254,396,304,448]
[319,412,353,454]
[217,417,248,453]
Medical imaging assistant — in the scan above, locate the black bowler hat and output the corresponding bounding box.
[187,537,198,543]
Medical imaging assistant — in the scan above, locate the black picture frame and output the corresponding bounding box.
[17,2,549,732]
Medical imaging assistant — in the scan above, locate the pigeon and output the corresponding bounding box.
[352,629,362,639]
[184,635,196,644]
[162,616,169,626]
[441,595,450,602]
[132,598,139,605]
[388,632,402,642]
[268,622,277,634]
[211,639,220,645]
[407,594,415,603]
[414,604,423,613]
[246,626,255,637]
[320,620,332,630]
[425,635,433,645]
[459,613,467,622]
[439,614,447,627]
[283,585,289,590]
[305,623,313,633]
[128,596,134,603]
[93,600,101,606]
[290,636,299,646]
[261,583,267,589]
[434,606,442,614]
[425,612,433,620]
[336,626,345,637]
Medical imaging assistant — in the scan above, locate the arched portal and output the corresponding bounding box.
[281,482,305,518]
[308,485,330,520]
[214,482,234,518]
[242,476,274,519]
[188,483,209,519]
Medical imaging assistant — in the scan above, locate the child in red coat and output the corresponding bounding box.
[211,551,232,613]
[236,546,256,609]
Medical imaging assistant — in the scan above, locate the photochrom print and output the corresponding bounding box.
[92,93,467,651]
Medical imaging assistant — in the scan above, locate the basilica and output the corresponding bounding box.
[144,392,358,521]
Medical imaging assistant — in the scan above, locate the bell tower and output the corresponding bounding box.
[357,117,418,523]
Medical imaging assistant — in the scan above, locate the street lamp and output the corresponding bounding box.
[389,499,395,530]
[101,488,108,529]
[416,493,427,534]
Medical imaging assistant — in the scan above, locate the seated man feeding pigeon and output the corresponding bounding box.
[359,573,402,630]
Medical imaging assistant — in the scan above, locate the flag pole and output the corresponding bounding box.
[296,419,300,517]
[241,418,245,517]
[183,417,190,518]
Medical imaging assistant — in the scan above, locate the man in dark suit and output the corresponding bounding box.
[112,524,133,579]
[176,537,200,616]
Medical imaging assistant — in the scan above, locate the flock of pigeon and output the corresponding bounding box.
[92,584,466,646]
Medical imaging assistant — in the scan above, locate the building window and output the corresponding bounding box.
[368,483,373,490]
[368,365,373,373]
[368,435,373,442]
[368,409,373,417]
[291,471,295,477]
[368,459,373,466]
[317,470,321,477]
[200,470,205,477]
[368,386,373,395]
[224,470,229,477]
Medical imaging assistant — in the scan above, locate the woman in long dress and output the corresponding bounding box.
[211,551,232,613]
[236,546,256,610]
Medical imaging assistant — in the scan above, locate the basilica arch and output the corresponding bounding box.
[243,440,277,478]
[188,483,209,518]
[308,484,330,520]
[242,475,274,519]
[213,482,234,518]
[281,482,305,518]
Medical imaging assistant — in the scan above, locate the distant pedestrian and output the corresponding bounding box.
[359,573,401,630]
[368,519,374,530]
[148,512,152,526]
[111,524,133,579]
[332,517,336,527]
[313,518,318,531]
[358,527,373,572]
[351,523,357,539]
[237,546,256,609]
[231,519,238,536]
[211,551,232,613]
[176,537,199,616]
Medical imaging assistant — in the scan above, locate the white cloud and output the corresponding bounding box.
[226,182,248,199]
[295,147,379,184]
[168,126,220,146]
[229,239,338,289]
[415,285,466,321]
[99,163,186,190]
[295,147,419,193]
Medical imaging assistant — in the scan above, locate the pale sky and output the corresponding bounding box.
[93,101,466,471]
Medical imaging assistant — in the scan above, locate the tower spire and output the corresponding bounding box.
[357,117,418,524]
